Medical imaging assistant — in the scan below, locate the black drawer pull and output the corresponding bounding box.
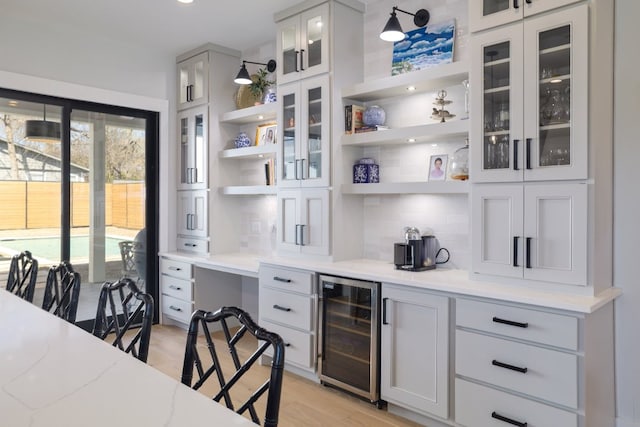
[284,343,291,347]
[169,305,182,312]
[184,243,196,247]
[168,266,182,271]
[273,276,292,283]
[169,285,182,291]
[273,304,291,312]
[492,359,528,374]
[492,411,527,427]
[493,316,528,328]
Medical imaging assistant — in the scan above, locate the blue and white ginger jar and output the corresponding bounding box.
[234,132,251,148]
[363,105,386,126]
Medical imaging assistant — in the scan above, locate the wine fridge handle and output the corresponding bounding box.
[382,297,389,325]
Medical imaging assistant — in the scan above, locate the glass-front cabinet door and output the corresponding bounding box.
[276,3,329,85]
[178,106,208,189]
[469,0,583,33]
[523,5,587,181]
[278,75,330,188]
[177,51,208,111]
[471,23,524,183]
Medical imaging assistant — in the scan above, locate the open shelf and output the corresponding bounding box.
[342,120,469,147]
[342,61,469,102]
[342,181,469,195]
[219,144,277,159]
[219,102,278,124]
[220,185,277,196]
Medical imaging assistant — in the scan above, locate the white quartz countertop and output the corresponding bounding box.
[160,252,621,314]
[0,290,255,427]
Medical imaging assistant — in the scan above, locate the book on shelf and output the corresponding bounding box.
[354,125,390,133]
[264,158,276,186]
[344,104,365,134]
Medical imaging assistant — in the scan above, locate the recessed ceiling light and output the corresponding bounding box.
[431,143,438,147]
[407,86,416,91]
[407,138,416,143]
[177,0,193,4]
[257,115,264,120]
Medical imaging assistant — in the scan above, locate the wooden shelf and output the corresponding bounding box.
[341,61,469,102]
[220,186,277,195]
[219,144,277,159]
[219,102,278,124]
[342,120,468,147]
[342,181,469,195]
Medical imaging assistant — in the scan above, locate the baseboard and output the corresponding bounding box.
[617,417,640,427]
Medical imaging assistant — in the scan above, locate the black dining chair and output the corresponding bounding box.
[181,307,285,427]
[92,278,154,363]
[6,251,38,302]
[42,261,81,323]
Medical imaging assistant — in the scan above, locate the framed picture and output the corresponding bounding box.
[428,154,448,181]
[256,123,277,146]
[391,19,456,76]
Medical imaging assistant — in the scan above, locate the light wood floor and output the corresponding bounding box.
[147,324,423,427]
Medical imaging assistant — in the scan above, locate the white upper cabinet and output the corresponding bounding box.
[177,190,208,239]
[177,106,208,190]
[278,75,330,188]
[469,0,584,33]
[472,183,587,285]
[177,51,209,111]
[277,188,330,256]
[276,3,330,85]
[471,5,588,183]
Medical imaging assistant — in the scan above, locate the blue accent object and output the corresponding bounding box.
[234,132,251,148]
[353,163,380,183]
[363,105,386,126]
[263,90,277,104]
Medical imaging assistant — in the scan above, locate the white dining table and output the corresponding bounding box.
[0,290,255,426]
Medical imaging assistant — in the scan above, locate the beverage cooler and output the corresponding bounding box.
[318,274,382,407]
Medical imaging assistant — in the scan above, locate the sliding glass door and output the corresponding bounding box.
[0,89,158,329]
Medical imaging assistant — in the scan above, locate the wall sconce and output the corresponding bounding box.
[234,59,277,85]
[380,6,430,42]
[24,104,61,143]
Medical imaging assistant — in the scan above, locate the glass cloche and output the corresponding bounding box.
[450,139,469,180]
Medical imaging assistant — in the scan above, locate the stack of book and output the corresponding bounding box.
[344,104,364,134]
[264,158,276,186]
[354,125,390,133]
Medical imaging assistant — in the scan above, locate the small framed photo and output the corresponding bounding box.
[428,154,448,181]
[256,123,277,146]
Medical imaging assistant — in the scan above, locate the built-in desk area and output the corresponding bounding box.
[0,290,254,427]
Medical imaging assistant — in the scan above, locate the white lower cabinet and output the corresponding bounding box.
[160,257,193,325]
[380,284,449,420]
[258,264,317,372]
[276,189,329,256]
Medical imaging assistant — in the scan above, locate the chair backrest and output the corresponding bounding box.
[6,251,38,302]
[42,261,81,323]
[181,307,285,427]
[92,278,154,363]
[118,241,138,279]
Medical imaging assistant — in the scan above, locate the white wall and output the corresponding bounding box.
[614,0,640,425]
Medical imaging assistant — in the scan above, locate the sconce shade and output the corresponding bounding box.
[24,105,61,143]
[234,64,252,85]
[380,7,430,42]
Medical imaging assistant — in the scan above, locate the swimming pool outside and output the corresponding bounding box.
[0,235,126,263]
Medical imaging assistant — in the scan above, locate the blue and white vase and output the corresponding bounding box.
[234,132,251,148]
[263,88,277,104]
[363,105,386,126]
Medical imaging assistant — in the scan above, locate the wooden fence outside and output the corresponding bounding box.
[0,181,145,230]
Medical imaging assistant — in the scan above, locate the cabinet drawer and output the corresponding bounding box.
[259,287,314,331]
[162,294,193,324]
[456,330,578,408]
[176,237,208,255]
[456,298,578,351]
[260,265,314,295]
[261,320,315,370]
[160,258,191,281]
[455,378,577,427]
[161,275,192,301]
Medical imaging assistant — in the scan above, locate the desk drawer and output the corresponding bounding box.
[161,275,192,301]
[259,287,314,331]
[260,265,314,295]
[456,298,578,350]
[456,330,578,408]
[176,237,208,255]
[162,294,193,324]
[261,320,315,369]
[160,258,191,281]
[455,378,578,427]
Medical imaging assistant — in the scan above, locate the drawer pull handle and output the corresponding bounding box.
[273,304,291,312]
[169,285,182,291]
[184,243,196,247]
[169,305,182,312]
[492,316,528,328]
[273,276,292,283]
[491,411,527,427]
[492,359,528,374]
[169,267,182,271]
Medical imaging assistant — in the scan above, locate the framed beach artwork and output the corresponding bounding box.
[391,19,456,76]
[428,154,448,181]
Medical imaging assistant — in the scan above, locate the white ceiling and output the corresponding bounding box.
[2,0,328,56]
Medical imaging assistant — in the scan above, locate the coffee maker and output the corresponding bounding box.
[394,227,437,271]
